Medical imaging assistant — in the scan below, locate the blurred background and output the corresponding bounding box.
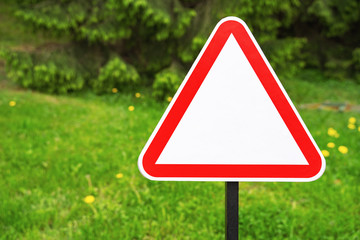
[0,0,359,239]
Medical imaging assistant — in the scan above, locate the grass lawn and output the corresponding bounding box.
[0,76,359,239]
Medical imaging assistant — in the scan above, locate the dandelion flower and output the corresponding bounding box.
[135,92,141,98]
[348,124,356,130]
[348,117,356,124]
[112,88,118,93]
[338,146,348,154]
[358,126,360,132]
[327,128,337,137]
[84,195,95,204]
[167,96,172,102]
[128,105,135,111]
[327,142,335,148]
[321,150,330,157]
[116,173,123,179]
[9,101,16,107]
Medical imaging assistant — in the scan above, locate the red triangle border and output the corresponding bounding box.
[138,17,325,181]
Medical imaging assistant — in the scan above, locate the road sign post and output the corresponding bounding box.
[226,182,239,240]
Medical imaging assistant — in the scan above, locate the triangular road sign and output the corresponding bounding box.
[138,17,325,182]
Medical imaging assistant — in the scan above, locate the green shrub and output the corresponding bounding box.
[262,38,307,78]
[352,48,360,82]
[0,50,33,86]
[0,50,84,93]
[3,0,360,94]
[178,36,207,63]
[91,57,139,93]
[152,68,183,101]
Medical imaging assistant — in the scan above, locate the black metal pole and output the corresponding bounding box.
[226,182,239,240]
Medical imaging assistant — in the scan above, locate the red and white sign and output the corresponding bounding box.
[138,17,325,182]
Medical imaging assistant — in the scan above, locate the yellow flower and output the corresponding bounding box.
[358,126,360,132]
[321,150,330,157]
[327,127,337,137]
[112,88,118,93]
[348,117,356,124]
[167,96,172,102]
[128,105,135,111]
[9,101,16,107]
[84,195,95,204]
[348,124,356,130]
[327,142,335,148]
[116,173,123,179]
[135,92,141,98]
[338,146,348,154]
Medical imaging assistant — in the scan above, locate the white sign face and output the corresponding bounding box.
[138,17,326,182]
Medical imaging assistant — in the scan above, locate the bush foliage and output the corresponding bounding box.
[1,0,359,96]
[152,67,183,101]
[0,50,85,93]
[92,57,139,94]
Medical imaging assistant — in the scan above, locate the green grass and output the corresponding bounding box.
[0,80,359,239]
[282,70,360,105]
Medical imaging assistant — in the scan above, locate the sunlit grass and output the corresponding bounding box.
[0,79,359,239]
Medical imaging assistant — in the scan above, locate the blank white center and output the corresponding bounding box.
[156,34,308,165]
